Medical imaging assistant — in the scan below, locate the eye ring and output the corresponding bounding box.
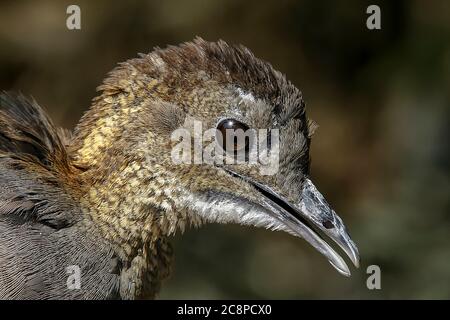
[216,118,250,154]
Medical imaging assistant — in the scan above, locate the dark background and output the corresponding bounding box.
[0,0,448,299]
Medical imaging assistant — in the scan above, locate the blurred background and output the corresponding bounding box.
[0,0,449,299]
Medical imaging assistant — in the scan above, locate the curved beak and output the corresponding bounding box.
[298,178,360,272]
[225,169,360,276]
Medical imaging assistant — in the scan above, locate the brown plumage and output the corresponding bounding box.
[0,38,359,299]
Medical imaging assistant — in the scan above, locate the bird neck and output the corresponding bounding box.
[69,93,198,263]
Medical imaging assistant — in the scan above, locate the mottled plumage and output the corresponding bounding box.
[0,38,359,299]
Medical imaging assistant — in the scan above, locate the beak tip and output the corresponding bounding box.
[354,256,361,269]
[350,244,361,269]
[329,259,351,277]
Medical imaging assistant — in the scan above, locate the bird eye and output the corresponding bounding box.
[216,118,250,154]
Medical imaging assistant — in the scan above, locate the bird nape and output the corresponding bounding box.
[0,38,359,300]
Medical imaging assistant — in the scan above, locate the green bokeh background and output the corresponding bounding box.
[0,0,448,299]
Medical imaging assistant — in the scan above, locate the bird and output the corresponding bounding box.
[0,38,359,299]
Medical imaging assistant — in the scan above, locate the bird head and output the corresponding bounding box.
[72,38,359,276]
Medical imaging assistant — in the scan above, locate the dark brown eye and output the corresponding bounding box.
[216,118,250,153]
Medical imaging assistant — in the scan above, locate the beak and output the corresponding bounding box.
[224,169,360,276]
[298,178,360,272]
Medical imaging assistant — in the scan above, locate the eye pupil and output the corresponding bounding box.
[216,118,250,154]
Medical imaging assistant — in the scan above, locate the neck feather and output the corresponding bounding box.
[69,94,201,261]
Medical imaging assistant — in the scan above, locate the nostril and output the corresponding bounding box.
[322,220,334,229]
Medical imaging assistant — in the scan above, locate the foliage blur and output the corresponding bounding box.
[0,0,448,299]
